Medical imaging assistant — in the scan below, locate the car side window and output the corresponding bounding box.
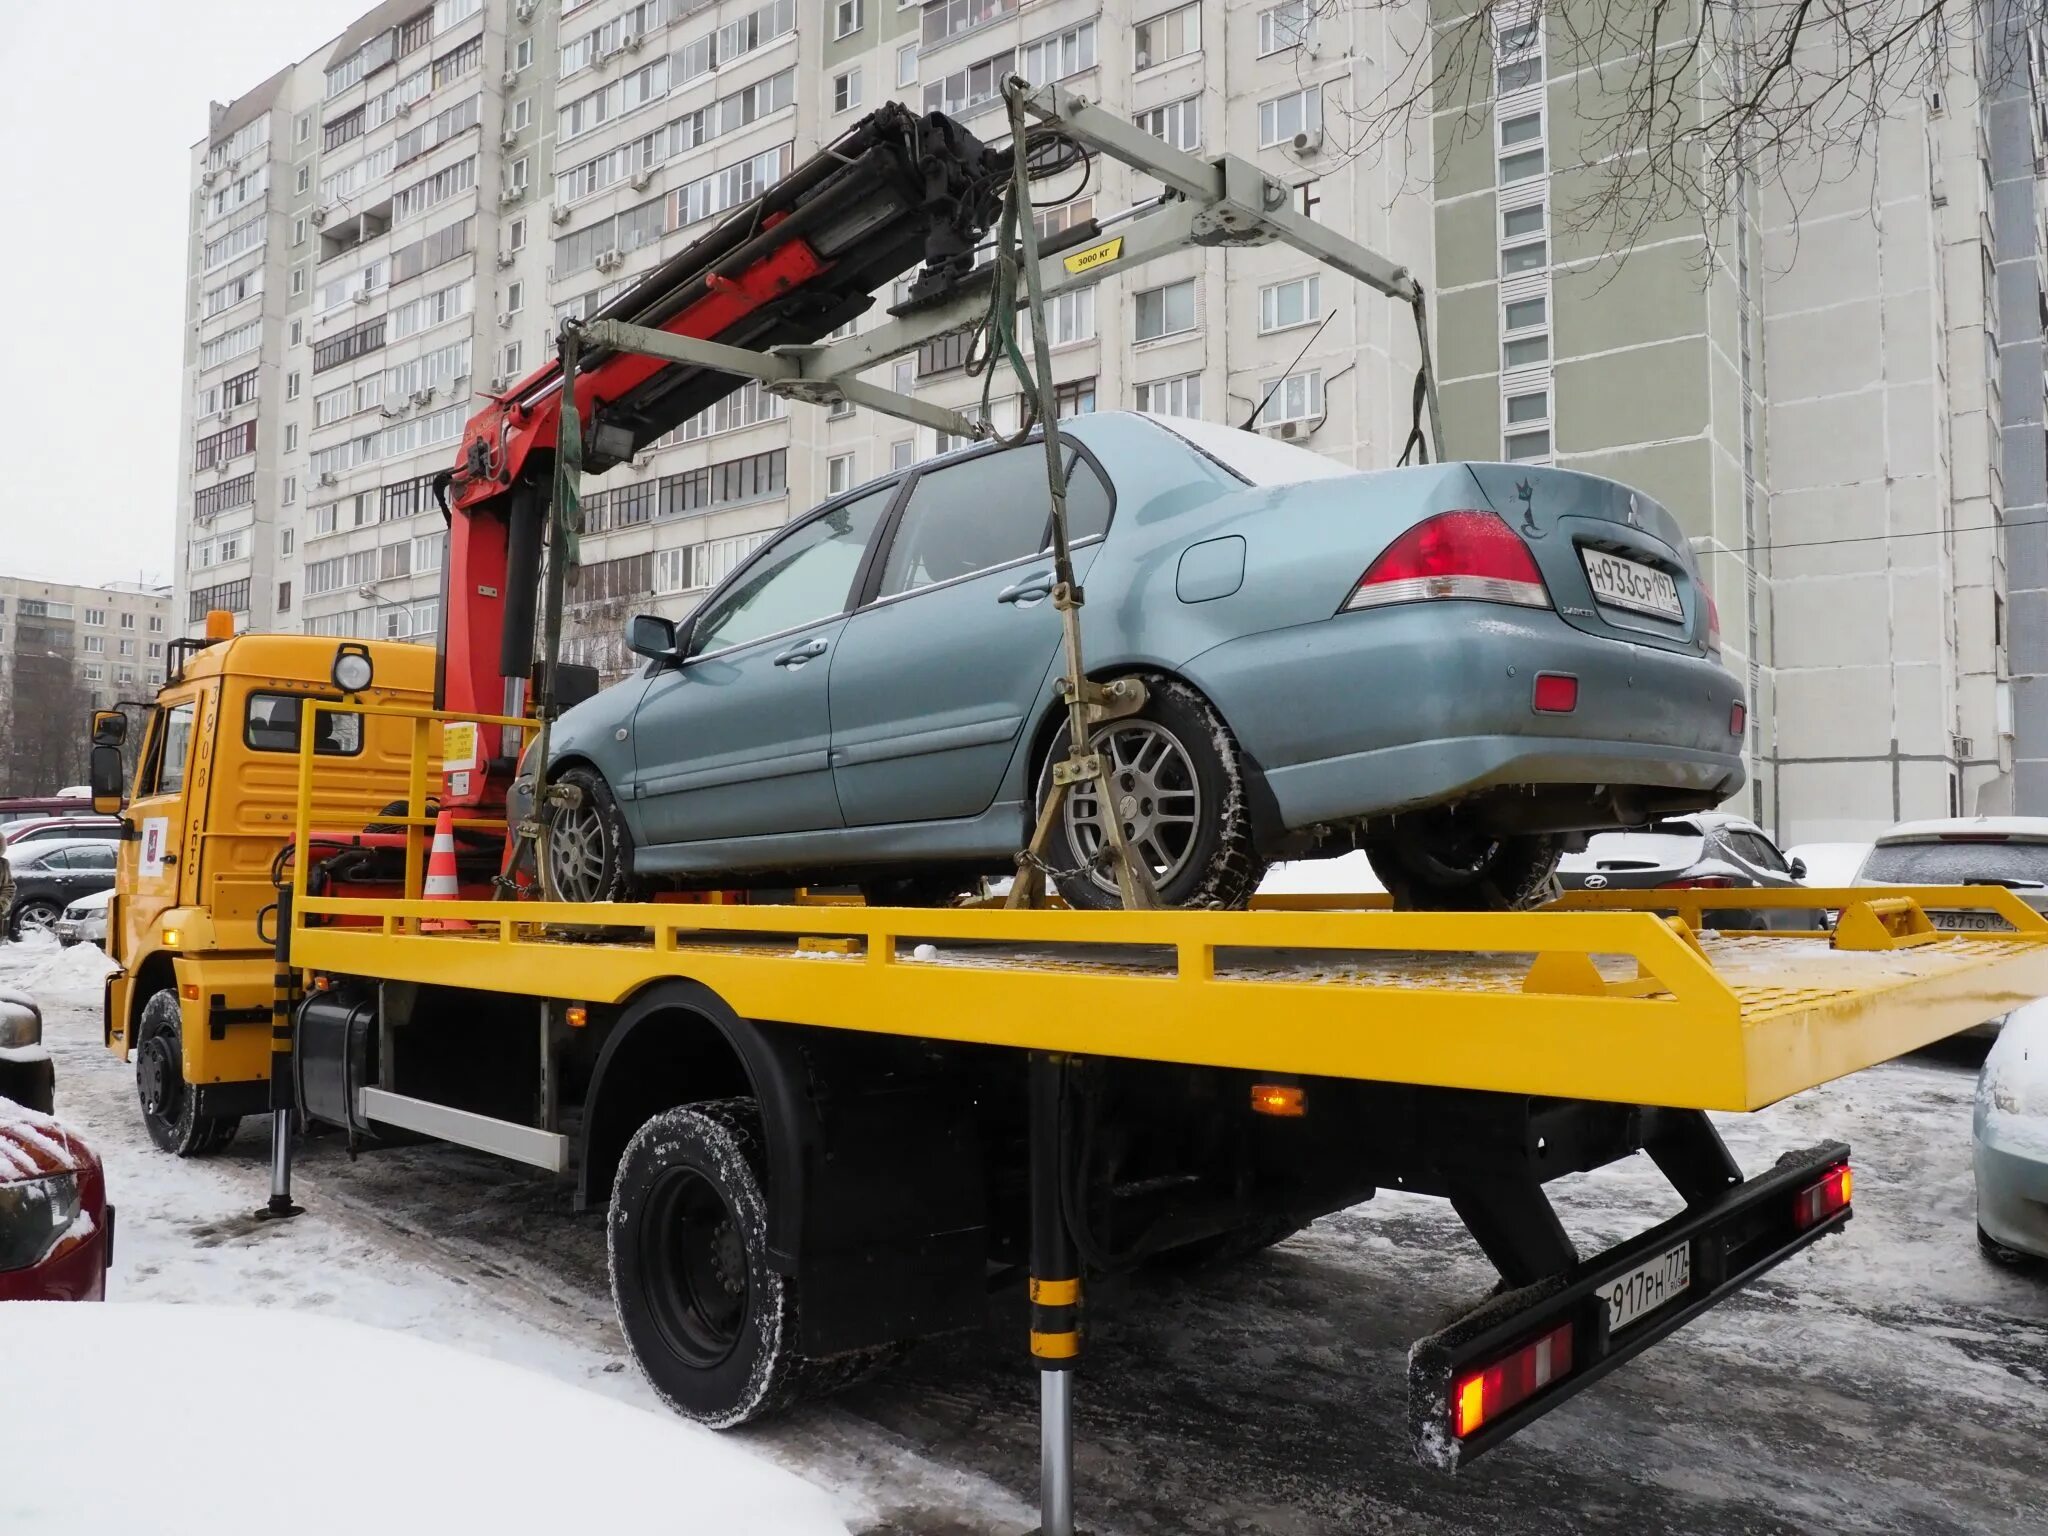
[691,488,891,656]
[68,844,116,870]
[30,849,67,871]
[1740,832,1790,873]
[878,447,1110,600]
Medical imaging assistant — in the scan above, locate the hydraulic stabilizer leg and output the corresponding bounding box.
[258,886,302,1221]
[1029,1052,1081,1536]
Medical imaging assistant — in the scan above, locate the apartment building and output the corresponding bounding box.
[179,0,1438,667]
[1431,0,2047,841]
[0,576,173,706]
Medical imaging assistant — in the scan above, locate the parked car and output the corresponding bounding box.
[1557,812,1813,928]
[5,838,120,939]
[0,989,52,1114]
[1855,819,2048,931]
[54,886,113,949]
[1787,841,1873,888]
[1974,997,2048,1266]
[0,795,96,827]
[0,1097,109,1301]
[0,815,122,850]
[529,414,1746,911]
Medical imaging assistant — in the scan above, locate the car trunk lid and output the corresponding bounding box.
[1464,464,1710,658]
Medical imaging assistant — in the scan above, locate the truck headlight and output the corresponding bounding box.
[0,1173,81,1272]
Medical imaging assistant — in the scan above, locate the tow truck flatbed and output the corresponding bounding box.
[288,885,2048,1113]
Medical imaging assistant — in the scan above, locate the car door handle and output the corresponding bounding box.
[772,638,829,668]
[998,572,1056,605]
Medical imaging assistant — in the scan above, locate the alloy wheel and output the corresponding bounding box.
[1062,719,1204,896]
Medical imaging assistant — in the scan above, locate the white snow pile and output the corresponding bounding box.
[1258,849,1385,897]
[0,1303,852,1536]
[1978,997,2048,1160]
[0,931,116,1002]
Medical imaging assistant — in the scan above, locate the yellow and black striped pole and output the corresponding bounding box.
[258,884,303,1221]
[1029,1051,1079,1536]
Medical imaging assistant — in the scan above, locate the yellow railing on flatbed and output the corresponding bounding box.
[287,700,2048,1113]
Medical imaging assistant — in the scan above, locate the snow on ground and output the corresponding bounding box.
[1257,850,1384,896]
[2,1303,849,1535]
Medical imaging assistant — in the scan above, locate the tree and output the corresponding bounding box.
[0,642,93,796]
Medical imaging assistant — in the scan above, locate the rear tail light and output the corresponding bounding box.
[1532,673,1578,713]
[1730,702,1747,737]
[1451,1322,1574,1439]
[1793,1161,1852,1230]
[1662,875,1734,889]
[1345,510,1550,613]
[1705,588,1722,653]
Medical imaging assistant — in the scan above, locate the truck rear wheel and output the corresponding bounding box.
[608,1097,892,1427]
[134,989,239,1157]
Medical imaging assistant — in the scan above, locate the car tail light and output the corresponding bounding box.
[1730,702,1747,737]
[1532,673,1578,713]
[1451,1322,1574,1439]
[1344,510,1550,613]
[1662,875,1735,889]
[1705,588,1722,653]
[1792,1161,1852,1230]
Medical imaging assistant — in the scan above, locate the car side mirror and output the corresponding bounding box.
[1788,857,1808,881]
[89,743,125,815]
[91,709,127,748]
[626,613,678,663]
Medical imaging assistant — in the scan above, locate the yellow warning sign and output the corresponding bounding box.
[442,721,479,773]
[1062,237,1124,275]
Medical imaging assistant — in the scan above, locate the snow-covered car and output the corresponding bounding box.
[1856,819,2048,927]
[0,1304,849,1531]
[1556,811,1813,929]
[0,1097,109,1301]
[1787,841,1873,888]
[53,886,112,948]
[0,987,51,1114]
[1975,998,2048,1265]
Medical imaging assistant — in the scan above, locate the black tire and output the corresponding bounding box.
[1036,676,1263,910]
[545,765,634,902]
[1978,1222,2042,1270]
[1367,823,1563,912]
[609,1098,895,1427]
[10,898,60,940]
[134,989,237,1157]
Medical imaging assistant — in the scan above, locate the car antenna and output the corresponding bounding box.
[1238,312,1332,432]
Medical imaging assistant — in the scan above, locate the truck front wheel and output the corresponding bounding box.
[134,989,239,1157]
[609,1098,891,1427]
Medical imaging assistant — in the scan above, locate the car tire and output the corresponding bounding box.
[544,765,634,902]
[134,988,238,1157]
[1036,677,1263,911]
[608,1098,897,1427]
[9,898,60,940]
[1368,823,1564,912]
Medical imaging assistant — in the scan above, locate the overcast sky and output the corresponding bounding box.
[0,1,371,590]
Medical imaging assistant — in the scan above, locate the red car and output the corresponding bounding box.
[0,1098,110,1301]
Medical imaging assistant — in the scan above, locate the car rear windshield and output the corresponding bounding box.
[1861,841,2048,886]
[1561,831,1704,872]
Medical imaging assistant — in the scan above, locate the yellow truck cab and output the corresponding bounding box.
[95,627,434,1153]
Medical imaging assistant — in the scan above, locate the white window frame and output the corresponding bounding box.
[828,452,858,495]
[1132,2,1200,70]
[1257,0,1314,57]
[1258,86,1321,149]
[1134,278,1197,342]
[897,41,918,87]
[1502,383,1552,462]
[834,0,862,38]
[1257,274,1321,335]
[1135,372,1202,417]
[833,66,862,113]
[1257,368,1323,427]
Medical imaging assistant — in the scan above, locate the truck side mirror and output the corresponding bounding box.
[89,744,125,815]
[626,613,677,663]
[91,709,127,748]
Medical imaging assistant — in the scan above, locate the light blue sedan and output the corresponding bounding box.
[536,413,1745,909]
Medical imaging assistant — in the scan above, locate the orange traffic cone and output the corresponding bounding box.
[419,803,473,932]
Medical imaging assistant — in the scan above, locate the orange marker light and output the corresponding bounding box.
[1793,1161,1852,1229]
[1250,1083,1306,1118]
[1450,1322,1574,1439]
[180,983,200,1001]
[204,608,234,641]
[565,1005,588,1029]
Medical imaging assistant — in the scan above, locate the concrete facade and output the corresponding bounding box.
[0,576,174,710]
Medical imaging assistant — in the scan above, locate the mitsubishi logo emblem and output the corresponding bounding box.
[1625,494,1643,529]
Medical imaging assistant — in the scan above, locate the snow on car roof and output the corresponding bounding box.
[3,1304,852,1535]
[64,887,116,912]
[1876,816,2048,844]
[1139,413,1360,486]
[1,837,118,865]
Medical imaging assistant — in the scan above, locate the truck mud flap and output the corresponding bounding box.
[1408,1139,1852,1470]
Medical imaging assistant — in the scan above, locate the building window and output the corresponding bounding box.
[287,371,301,400]
[83,635,104,655]
[284,477,298,506]
[1258,0,1313,55]
[1258,274,1321,334]
[1496,18,1543,93]
[1135,372,1202,417]
[293,216,307,246]
[1259,87,1321,149]
[1502,294,1549,368]
[512,97,531,132]
[508,217,527,252]
[502,341,523,378]
[1021,20,1096,86]
[278,581,292,613]
[515,37,533,70]
[295,111,312,144]
[892,358,914,395]
[296,165,311,194]
[1503,384,1552,461]
[1134,95,1201,152]
[921,0,1015,47]
[1258,369,1322,427]
[1133,2,1200,69]
[281,528,295,558]
[1030,289,1096,347]
[1134,278,1196,341]
[506,280,524,314]
[285,424,298,451]
[834,0,862,38]
[829,396,854,420]
[1500,202,1547,274]
[890,438,915,470]
[508,156,530,194]
[898,42,917,87]
[84,607,106,626]
[149,615,164,633]
[1498,109,1545,183]
[833,67,862,113]
[828,452,857,495]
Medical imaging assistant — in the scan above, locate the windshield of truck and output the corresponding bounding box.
[1859,840,2048,888]
[246,693,363,756]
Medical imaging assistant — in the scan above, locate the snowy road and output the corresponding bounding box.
[14,934,2048,1535]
